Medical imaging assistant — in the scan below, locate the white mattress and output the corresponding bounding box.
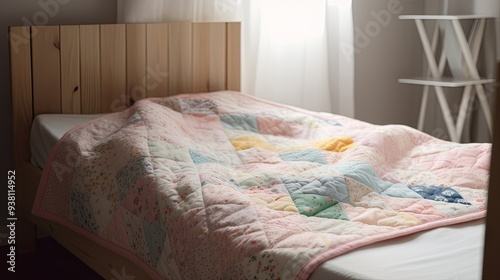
[312,218,484,280]
[30,114,105,168]
[30,114,485,280]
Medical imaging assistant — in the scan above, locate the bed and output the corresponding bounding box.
[9,23,500,280]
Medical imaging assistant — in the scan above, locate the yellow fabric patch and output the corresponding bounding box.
[248,193,298,212]
[378,211,421,227]
[352,209,421,227]
[398,212,421,226]
[231,137,276,151]
[312,137,355,152]
[231,136,355,153]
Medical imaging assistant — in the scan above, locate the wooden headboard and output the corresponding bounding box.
[10,22,241,167]
[9,22,240,255]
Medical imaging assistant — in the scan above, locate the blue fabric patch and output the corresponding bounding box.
[408,185,471,205]
[116,157,154,201]
[321,119,342,127]
[381,184,423,199]
[189,150,220,164]
[335,162,394,194]
[70,189,98,234]
[220,114,259,133]
[280,149,327,164]
[126,112,142,126]
[142,220,166,266]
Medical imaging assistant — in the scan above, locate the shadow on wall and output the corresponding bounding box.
[351,0,425,127]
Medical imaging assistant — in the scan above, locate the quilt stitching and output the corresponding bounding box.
[34,91,490,280]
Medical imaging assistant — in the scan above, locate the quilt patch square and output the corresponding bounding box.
[279,149,327,164]
[408,185,471,205]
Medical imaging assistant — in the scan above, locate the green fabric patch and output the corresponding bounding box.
[291,194,349,220]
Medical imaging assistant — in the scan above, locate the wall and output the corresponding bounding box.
[0,0,117,231]
[352,0,425,127]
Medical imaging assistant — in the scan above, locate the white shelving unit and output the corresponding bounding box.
[399,15,496,142]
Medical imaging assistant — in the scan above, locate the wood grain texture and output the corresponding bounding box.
[60,25,81,114]
[169,22,193,95]
[25,22,240,116]
[9,26,36,253]
[209,23,227,92]
[193,23,226,92]
[80,25,101,114]
[227,22,241,91]
[32,26,61,115]
[193,23,211,92]
[126,24,147,104]
[100,24,126,112]
[9,26,33,165]
[146,23,169,98]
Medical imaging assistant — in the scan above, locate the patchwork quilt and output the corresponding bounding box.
[34,91,490,280]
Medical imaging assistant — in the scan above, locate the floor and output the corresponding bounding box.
[1,236,103,280]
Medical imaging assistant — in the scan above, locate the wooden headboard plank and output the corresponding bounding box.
[209,23,227,92]
[126,24,147,103]
[80,25,101,114]
[100,24,126,113]
[227,22,241,91]
[169,23,193,94]
[32,26,61,115]
[146,23,169,98]
[22,22,241,114]
[10,26,37,254]
[193,23,227,93]
[192,23,211,93]
[10,26,33,165]
[61,25,81,114]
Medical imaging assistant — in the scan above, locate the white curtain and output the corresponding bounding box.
[117,0,354,116]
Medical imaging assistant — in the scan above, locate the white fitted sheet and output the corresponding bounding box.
[311,218,484,280]
[30,114,485,280]
[30,114,105,168]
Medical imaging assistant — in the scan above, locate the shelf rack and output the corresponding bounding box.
[399,15,496,142]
